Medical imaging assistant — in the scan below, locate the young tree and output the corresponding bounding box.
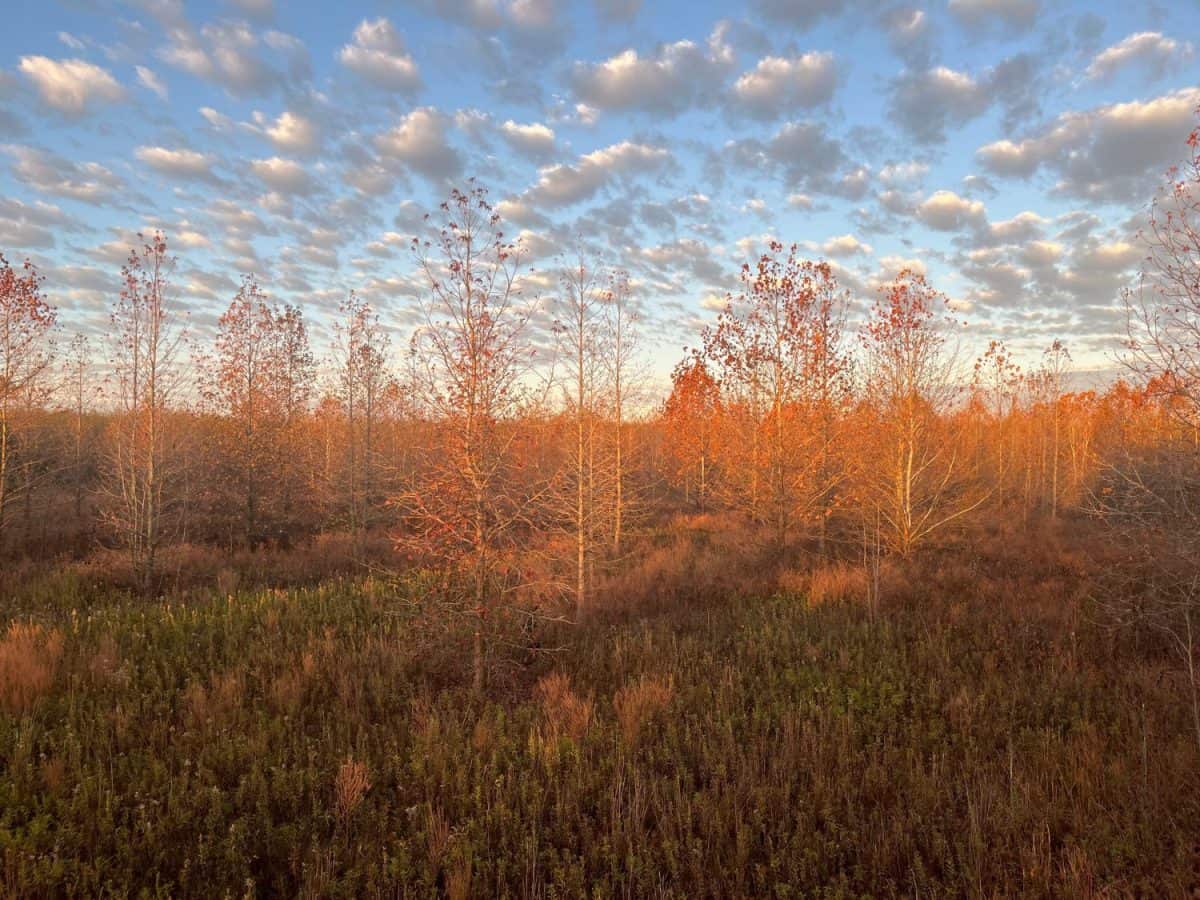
[554,254,606,611]
[701,243,852,545]
[1124,106,1200,423]
[333,292,393,543]
[205,275,277,545]
[65,333,95,522]
[399,183,539,693]
[602,270,640,554]
[858,269,984,557]
[662,355,722,511]
[101,232,187,595]
[0,253,56,551]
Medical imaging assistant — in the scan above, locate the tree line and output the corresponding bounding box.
[3,120,1200,688]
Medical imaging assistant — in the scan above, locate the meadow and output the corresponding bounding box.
[2,523,1197,898]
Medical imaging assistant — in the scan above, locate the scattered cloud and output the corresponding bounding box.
[375,106,462,180]
[338,18,420,91]
[732,52,837,118]
[18,56,124,115]
[570,26,733,115]
[1085,32,1193,82]
[135,145,217,180]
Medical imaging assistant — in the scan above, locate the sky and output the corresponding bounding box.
[2,0,1199,387]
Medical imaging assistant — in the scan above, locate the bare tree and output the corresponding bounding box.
[398,183,542,694]
[0,254,56,551]
[1101,106,1200,753]
[333,292,393,544]
[554,253,606,612]
[858,269,986,557]
[101,232,187,595]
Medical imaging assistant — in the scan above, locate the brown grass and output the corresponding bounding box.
[613,673,674,746]
[535,671,594,742]
[0,622,64,714]
[333,757,370,827]
[806,562,870,605]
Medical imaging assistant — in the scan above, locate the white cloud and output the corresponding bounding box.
[200,106,234,130]
[18,56,123,115]
[1085,32,1193,81]
[135,145,216,179]
[4,145,123,204]
[987,210,1045,243]
[499,120,555,157]
[879,160,928,186]
[916,190,986,231]
[375,106,461,179]
[263,110,319,154]
[571,27,733,115]
[822,234,871,256]
[250,156,314,194]
[339,18,420,91]
[526,141,670,207]
[135,66,168,100]
[976,87,1200,202]
[732,52,837,118]
[159,20,287,96]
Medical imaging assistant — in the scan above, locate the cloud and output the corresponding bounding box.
[570,26,733,115]
[725,120,852,195]
[890,55,1039,143]
[228,0,274,19]
[752,0,847,30]
[135,66,168,100]
[594,0,640,21]
[976,87,1200,202]
[525,140,671,207]
[200,106,234,130]
[499,119,555,157]
[1085,32,1193,82]
[4,145,124,204]
[339,18,420,91]
[404,0,504,31]
[262,110,320,154]
[135,145,216,180]
[0,197,72,249]
[881,7,932,66]
[251,156,315,194]
[375,106,462,180]
[915,190,986,230]
[879,160,928,186]
[159,20,285,96]
[732,52,837,118]
[947,0,1039,34]
[822,233,871,256]
[17,56,124,115]
[986,210,1045,243]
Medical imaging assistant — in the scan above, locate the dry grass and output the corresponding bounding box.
[535,671,594,742]
[613,673,674,746]
[333,757,370,827]
[806,562,870,605]
[0,622,64,714]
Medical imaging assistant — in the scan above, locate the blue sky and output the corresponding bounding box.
[2,0,1199,383]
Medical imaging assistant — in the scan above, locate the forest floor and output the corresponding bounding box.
[1,537,1198,897]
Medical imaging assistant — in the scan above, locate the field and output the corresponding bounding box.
[2,533,1198,898]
